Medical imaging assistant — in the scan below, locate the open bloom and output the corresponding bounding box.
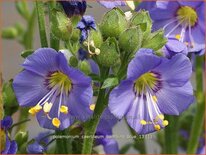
[95,108,119,154]
[13,48,93,130]
[109,49,194,134]
[137,1,205,54]
[77,15,96,42]
[1,116,18,154]
[59,0,87,17]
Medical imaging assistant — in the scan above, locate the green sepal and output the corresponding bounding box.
[101,77,119,89]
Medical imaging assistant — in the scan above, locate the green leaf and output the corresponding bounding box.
[21,49,34,58]
[119,143,132,154]
[101,77,119,89]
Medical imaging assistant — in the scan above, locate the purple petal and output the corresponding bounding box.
[156,81,194,115]
[1,116,13,130]
[27,142,44,154]
[97,108,118,135]
[127,49,161,80]
[1,135,11,154]
[7,141,18,154]
[109,80,135,119]
[150,2,179,20]
[136,2,156,11]
[98,0,126,9]
[22,48,58,76]
[103,138,119,154]
[67,85,93,121]
[13,70,48,107]
[154,54,192,87]
[177,1,203,8]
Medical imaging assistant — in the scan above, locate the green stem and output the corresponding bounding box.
[187,56,205,153]
[36,1,48,47]
[48,1,59,51]
[127,125,146,154]
[24,8,36,49]
[164,116,178,154]
[82,67,109,154]
[55,129,72,154]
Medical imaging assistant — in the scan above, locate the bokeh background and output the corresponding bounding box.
[1,1,160,153]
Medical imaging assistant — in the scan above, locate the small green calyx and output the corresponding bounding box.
[177,6,197,26]
[100,8,127,38]
[48,71,72,93]
[134,72,158,94]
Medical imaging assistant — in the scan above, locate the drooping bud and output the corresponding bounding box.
[51,10,72,41]
[119,26,143,53]
[15,131,29,147]
[69,56,78,67]
[100,8,127,38]
[130,10,152,37]
[142,29,167,51]
[97,37,120,67]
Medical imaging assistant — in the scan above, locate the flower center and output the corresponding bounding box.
[134,72,160,94]
[177,6,198,26]
[48,71,72,94]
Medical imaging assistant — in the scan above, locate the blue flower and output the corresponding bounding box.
[1,116,18,154]
[97,0,126,9]
[95,108,119,154]
[137,1,205,55]
[77,15,96,42]
[109,49,194,134]
[59,0,87,17]
[13,48,93,130]
[27,131,52,154]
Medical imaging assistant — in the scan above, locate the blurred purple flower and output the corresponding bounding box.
[1,116,18,154]
[77,15,96,42]
[137,1,205,55]
[13,48,93,130]
[109,48,194,134]
[163,38,188,58]
[27,131,52,154]
[97,0,126,9]
[95,108,119,154]
[59,0,87,17]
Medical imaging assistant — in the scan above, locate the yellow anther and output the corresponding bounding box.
[163,120,169,126]
[154,125,161,131]
[152,95,157,103]
[28,108,36,115]
[60,105,68,114]
[158,114,164,120]
[43,102,52,113]
[140,120,147,125]
[184,42,189,46]
[89,104,95,111]
[52,118,61,128]
[34,105,42,112]
[95,48,100,55]
[175,34,181,40]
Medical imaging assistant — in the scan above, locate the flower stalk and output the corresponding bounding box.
[36,1,48,47]
[82,67,109,154]
[187,56,205,154]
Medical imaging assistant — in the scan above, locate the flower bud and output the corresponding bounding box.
[90,28,103,48]
[142,29,167,51]
[119,26,143,53]
[70,29,80,42]
[97,38,120,67]
[51,10,72,41]
[69,56,78,67]
[100,8,127,38]
[130,11,152,37]
[79,60,91,75]
[15,131,29,147]
[1,27,18,39]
